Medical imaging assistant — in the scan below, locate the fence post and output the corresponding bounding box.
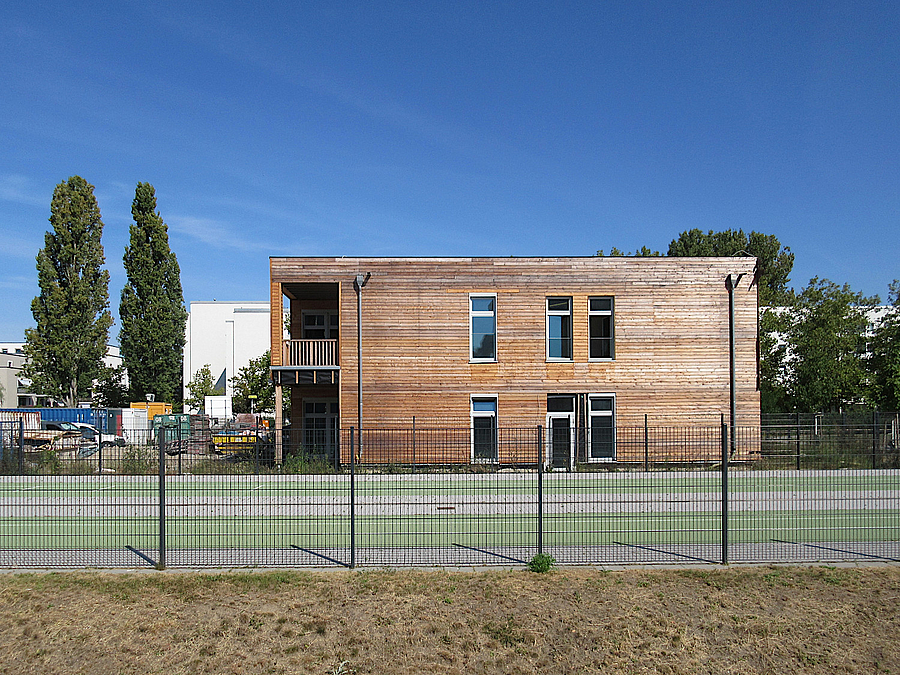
[721,417,728,565]
[254,424,260,475]
[18,419,25,475]
[872,409,878,470]
[644,414,649,471]
[537,425,543,556]
[98,428,103,473]
[158,427,167,570]
[795,412,801,471]
[350,427,356,569]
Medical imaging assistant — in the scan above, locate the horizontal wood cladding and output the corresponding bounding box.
[271,257,760,432]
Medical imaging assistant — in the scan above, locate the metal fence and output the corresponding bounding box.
[0,420,897,569]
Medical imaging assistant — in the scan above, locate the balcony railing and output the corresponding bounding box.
[282,339,339,367]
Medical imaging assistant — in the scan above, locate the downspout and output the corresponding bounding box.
[726,273,744,458]
[354,272,371,460]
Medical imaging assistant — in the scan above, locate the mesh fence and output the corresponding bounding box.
[0,421,897,568]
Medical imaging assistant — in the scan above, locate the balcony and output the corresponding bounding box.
[282,339,339,368]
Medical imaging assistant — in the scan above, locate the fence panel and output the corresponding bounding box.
[0,426,160,568]
[731,425,900,563]
[0,421,897,568]
[546,425,727,565]
[350,427,541,567]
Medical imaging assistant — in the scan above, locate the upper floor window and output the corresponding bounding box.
[470,294,496,362]
[302,311,339,340]
[589,297,614,360]
[546,297,572,360]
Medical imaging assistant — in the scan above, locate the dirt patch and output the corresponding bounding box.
[0,565,897,674]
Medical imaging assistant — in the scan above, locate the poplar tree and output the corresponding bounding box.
[119,183,187,405]
[23,176,113,406]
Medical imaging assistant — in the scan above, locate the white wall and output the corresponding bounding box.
[183,301,271,406]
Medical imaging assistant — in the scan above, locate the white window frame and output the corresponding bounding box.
[546,297,573,361]
[586,393,616,463]
[469,293,497,363]
[470,395,498,463]
[588,296,615,361]
[545,395,576,470]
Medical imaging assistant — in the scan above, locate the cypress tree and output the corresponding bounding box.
[119,183,187,405]
[23,176,113,406]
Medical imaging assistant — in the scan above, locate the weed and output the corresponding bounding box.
[483,617,527,647]
[329,660,356,674]
[35,449,62,474]
[120,445,155,474]
[282,453,336,474]
[527,553,556,573]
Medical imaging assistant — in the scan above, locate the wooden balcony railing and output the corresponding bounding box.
[282,339,339,367]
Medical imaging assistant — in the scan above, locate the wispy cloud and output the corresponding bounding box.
[0,174,46,207]
[0,275,36,291]
[168,215,274,252]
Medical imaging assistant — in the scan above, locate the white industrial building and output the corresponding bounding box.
[1,342,122,408]
[182,301,272,409]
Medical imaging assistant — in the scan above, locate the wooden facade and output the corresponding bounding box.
[270,256,760,466]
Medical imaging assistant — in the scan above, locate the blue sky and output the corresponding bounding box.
[2,0,898,342]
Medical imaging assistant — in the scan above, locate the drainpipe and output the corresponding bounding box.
[726,273,744,458]
[354,273,371,460]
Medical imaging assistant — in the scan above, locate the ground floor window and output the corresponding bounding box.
[471,396,498,462]
[588,394,616,461]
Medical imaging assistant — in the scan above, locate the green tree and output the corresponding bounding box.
[596,246,661,256]
[785,278,878,413]
[231,351,275,414]
[119,183,187,405]
[93,365,129,408]
[23,176,113,406]
[184,364,216,413]
[868,280,900,410]
[667,229,794,305]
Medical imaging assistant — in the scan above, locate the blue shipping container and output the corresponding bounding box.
[0,408,121,433]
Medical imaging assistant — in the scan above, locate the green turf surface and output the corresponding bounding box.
[2,471,897,554]
[0,470,895,497]
[2,509,897,550]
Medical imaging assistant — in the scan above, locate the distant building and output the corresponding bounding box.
[0,346,27,408]
[182,301,272,411]
[0,342,122,407]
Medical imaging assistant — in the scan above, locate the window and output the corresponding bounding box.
[470,294,496,361]
[589,297,614,360]
[471,396,498,462]
[303,400,339,458]
[546,297,573,360]
[588,394,615,461]
[302,311,339,340]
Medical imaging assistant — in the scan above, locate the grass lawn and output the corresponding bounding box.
[0,564,897,674]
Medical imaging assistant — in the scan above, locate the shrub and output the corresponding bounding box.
[527,553,556,573]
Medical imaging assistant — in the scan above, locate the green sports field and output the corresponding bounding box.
[1,469,897,567]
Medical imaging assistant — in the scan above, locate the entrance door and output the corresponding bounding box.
[303,399,339,461]
[547,414,574,470]
[546,394,576,470]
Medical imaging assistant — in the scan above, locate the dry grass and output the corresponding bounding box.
[0,565,897,674]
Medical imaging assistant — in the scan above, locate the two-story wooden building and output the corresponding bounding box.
[270,256,759,467]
